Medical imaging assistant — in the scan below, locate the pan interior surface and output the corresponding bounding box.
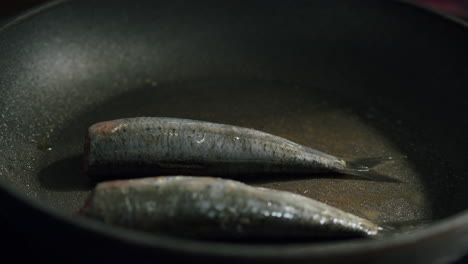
[0,0,468,252]
[0,78,452,232]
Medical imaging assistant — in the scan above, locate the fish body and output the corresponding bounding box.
[84,117,388,181]
[80,176,381,239]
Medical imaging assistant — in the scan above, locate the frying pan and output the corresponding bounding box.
[1,0,468,263]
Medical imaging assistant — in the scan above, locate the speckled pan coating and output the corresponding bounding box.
[84,117,348,179]
[80,176,381,239]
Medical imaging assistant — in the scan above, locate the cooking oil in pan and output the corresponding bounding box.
[29,80,438,233]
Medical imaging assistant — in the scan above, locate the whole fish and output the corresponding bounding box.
[79,176,382,239]
[84,117,393,181]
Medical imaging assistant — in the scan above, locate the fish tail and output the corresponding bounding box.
[343,156,402,182]
[373,219,432,239]
[371,225,397,240]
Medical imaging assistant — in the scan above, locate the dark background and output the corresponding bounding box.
[1,0,467,21]
[0,0,45,18]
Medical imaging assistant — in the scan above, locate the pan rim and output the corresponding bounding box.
[1,0,468,260]
[0,0,70,33]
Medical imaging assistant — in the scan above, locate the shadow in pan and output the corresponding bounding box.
[39,155,92,191]
[38,155,386,191]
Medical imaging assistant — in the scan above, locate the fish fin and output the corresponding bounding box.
[343,156,402,182]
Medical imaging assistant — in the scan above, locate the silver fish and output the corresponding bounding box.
[79,176,382,239]
[84,117,393,181]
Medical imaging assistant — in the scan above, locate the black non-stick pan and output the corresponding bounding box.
[1,0,468,263]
